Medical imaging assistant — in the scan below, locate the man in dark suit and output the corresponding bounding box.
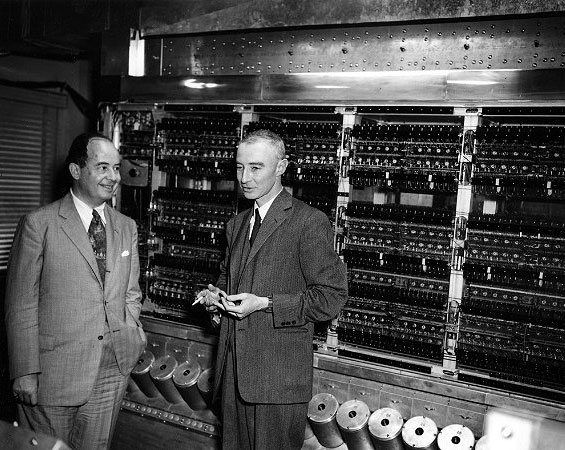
[196,129,348,449]
[5,133,146,450]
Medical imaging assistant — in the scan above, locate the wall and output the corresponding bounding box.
[0,55,93,423]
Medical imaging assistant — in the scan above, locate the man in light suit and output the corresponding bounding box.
[196,130,348,450]
[5,133,146,450]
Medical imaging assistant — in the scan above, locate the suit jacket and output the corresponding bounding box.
[5,193,146,406]
[215,189,348,404]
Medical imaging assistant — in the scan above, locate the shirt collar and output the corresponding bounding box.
[70,189,106,231]
[253,187,283,221]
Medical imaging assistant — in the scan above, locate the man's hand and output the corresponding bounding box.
[194,284,228,313]
[13,374,38,406]
[221,293,269,320]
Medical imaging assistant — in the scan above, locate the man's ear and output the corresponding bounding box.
[69,163,81,181]
[276,158,288,176]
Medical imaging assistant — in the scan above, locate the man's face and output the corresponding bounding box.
[236,140,287,206]
[71,138,121,208]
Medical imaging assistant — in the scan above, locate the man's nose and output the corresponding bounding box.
[240,167,251,183]
[109,169,120,182]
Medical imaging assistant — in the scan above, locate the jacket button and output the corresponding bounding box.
[98,335,103,340]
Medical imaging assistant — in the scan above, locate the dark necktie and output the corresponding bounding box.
[249,208,262,247]
[88,210,106,283]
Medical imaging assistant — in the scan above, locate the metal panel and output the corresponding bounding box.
[120,68,565,105]
[446,69,565,103]
[120,75,262,103]
[139,0,565,36]
[150,16,565,77]
[349,379,382,412]
[262,72,448,103]
[317,370,350,404]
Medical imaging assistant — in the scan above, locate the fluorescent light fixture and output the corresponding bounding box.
[128,29,145,77]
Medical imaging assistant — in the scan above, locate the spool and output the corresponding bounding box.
[197,367,215,406]
[131,350,160,398]
[437,424,475,450]
[368,407,404,450]
[149,355,184,404]
[402,416,439,450]
[307,393,344,448]
[336,399,375,450]
[173,359,207,410]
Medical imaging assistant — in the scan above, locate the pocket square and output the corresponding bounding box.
[121,250,130,257]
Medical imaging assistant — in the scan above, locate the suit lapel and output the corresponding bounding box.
[243,190,293,265]
[104,206,120,283]
[233,211,252,290]
[59,194,103,286]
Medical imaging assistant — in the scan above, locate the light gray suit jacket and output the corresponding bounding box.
[215,189,348,404]
[5,193,146,406]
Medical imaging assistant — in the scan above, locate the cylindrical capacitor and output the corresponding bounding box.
[368,407,404,450]
[149,355,184,404]
[402,416,439,450]
[307,393,344,448]
[131,350,160,398]
[437,424,475,450]
[336,399,375,450]
[197,367,215,406]
[474,435,493,450]
[173,359,207,410]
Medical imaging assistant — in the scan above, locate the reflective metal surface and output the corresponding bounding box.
[121,68,565,105]
[139,0,565,36]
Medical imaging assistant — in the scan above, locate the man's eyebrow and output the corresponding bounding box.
[94,161,120,166]
[236,161,265,166]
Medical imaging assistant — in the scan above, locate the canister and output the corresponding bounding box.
[474,435,493,450]
[401,416,439,450]
[197,367,215,406]
[437,424,475,450]
[304,419,315,440]
[307,393,344,448]
[131,350,160,398]
[149,354,184,404]
[173,359,207,410]
[368,407,404,450]
[336,399,375,450]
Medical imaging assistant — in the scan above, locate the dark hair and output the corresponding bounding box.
[65,132,112,168]
[240,129,286,160]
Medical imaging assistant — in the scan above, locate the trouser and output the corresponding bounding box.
[221,344,309,450]
[17,339,127,450]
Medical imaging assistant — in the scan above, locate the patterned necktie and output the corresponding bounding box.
[88,210,106,283]
[249,208,262,247]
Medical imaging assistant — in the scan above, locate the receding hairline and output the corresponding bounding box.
[239,130,286,160]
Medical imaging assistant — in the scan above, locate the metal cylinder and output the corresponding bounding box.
[307,393,344,448]
[368,407,404,450]
[197,367,215,406]
[304,419,315,440]
[336,399,375,450]
[401,416,439,450]
[173,359,208,410]
[149,355,184,404]
[131,350,160,398]
[437,424,475,450]
[474,435,493,450]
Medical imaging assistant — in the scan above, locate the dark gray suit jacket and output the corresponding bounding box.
[215,189,348,404]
